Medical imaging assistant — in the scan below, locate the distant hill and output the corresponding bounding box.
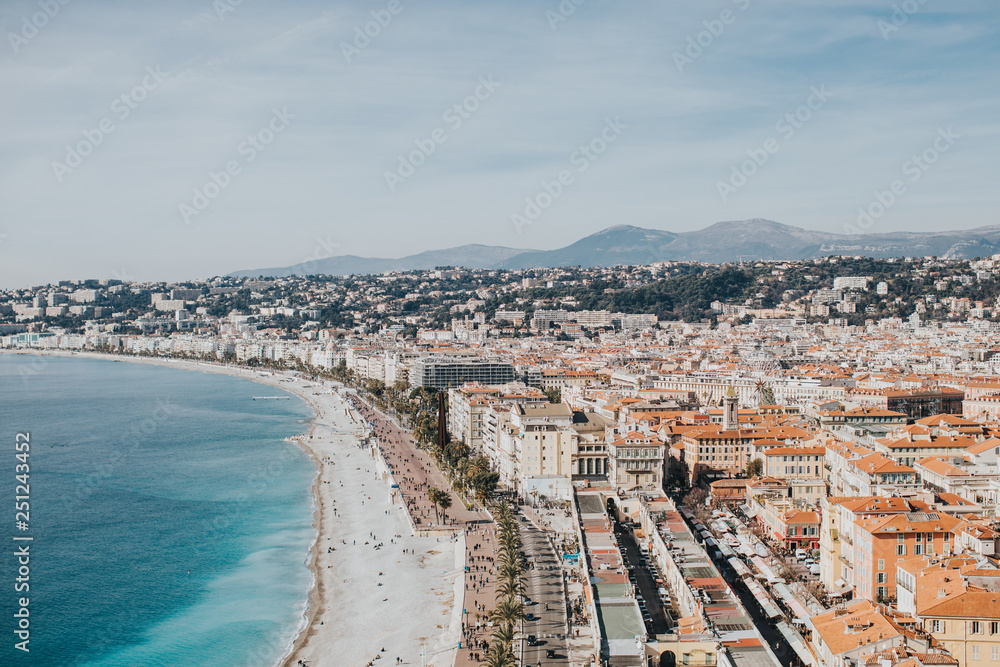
[228,244,526,278]
[228,220,1000,277]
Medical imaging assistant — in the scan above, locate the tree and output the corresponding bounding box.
[683,487,708,508]
[427,487,443,524]
[489,596,524,627]
[543,387,562,404]
[746,458,763,478]
[437,491,452,523]
[683,487,711,524]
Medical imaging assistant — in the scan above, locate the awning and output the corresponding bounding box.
[829,582,853,597]
[776,620,814,666]
[728,557,751,578]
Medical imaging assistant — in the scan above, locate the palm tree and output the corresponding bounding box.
[495,577,525,600]
[489,596,525,627]
[489,621,516,647]
[480,641,516,667]
[437,491,452,523]
[497,560,524,588]
[427,487,442,524]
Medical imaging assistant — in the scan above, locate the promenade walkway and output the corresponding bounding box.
[455,522,499,667]
[344,391,503,667]
[346,394,479,530]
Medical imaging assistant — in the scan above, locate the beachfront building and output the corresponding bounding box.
[407,356,516,390]
[510,402,577,501]
[447,384,501,453]
[447,382,549,454]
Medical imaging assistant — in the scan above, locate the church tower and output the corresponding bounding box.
[722,385,739,431]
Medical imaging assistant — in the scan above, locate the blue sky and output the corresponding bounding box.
[1,0,998,287]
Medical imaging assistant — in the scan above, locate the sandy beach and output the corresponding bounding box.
[2,351,463,667]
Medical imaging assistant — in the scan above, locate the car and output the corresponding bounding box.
[525,613,537,621]
[546,649,556,658]
[526,635,537,646]
[523,596,533,606]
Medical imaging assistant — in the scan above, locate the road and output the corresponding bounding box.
[520,514,570,666]
[615,522,671,635]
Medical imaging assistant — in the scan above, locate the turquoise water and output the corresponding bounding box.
[0,355,317,666]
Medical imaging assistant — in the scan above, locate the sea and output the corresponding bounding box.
[0,354,317,667]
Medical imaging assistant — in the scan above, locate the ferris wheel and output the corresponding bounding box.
[740,348,780,406]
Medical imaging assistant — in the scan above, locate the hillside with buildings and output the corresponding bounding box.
[5,253,1000,667]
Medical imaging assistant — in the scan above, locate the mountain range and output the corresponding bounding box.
[228,219,1000,278]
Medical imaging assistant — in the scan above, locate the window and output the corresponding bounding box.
[896,544,906,556]
[991,622,999,635]
[991,645,999,661]
[914,544,923,555]
[878,559,885,571]
[972,645,980,660]
[944,533,950,542]
[974,621,984,634]
[877,573,886,584]
[898,534,905,543]
[931,620,943,633]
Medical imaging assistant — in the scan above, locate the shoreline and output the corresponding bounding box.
[2,350,460,667]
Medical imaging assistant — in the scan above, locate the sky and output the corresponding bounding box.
[1,0,998,288]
